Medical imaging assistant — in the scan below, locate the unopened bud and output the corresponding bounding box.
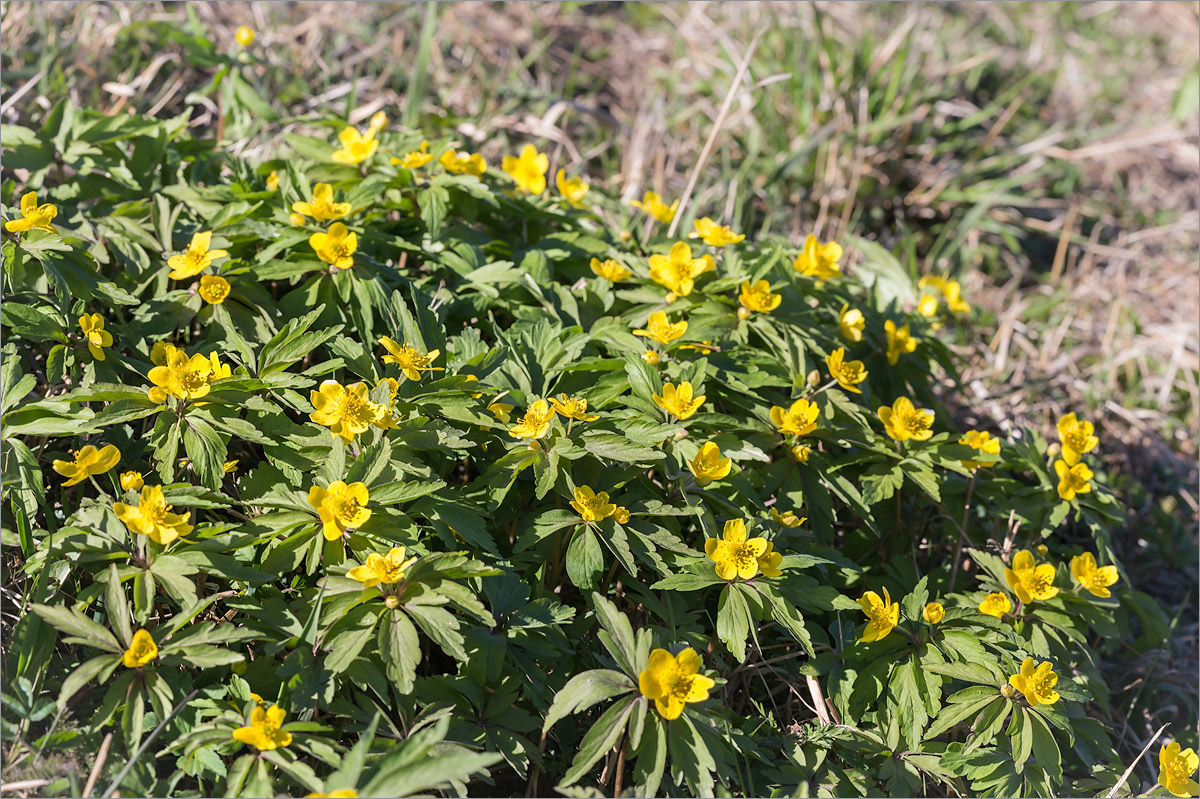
[1046,442,1061,458]
[664,292,677,304]
[619,229,632,242]
[736,306,751,320]
[384,595,401,609]
[642,350,660,365]
[614,507,631,525]
[289,212,306,226]
[528,440,542,452]
[806,370,821,386]
[1000,684,1016,699]
[790,444,811,463]
[674,429,689,441]
[1036,544,1049,557]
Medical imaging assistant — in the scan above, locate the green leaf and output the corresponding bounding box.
[715,584,751,662]
[378,608,421,694]
[543,669,636,733]
[558,695,637,787]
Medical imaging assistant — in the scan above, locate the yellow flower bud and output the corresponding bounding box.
[1047,442,1061,458]
[807,370,821,386]
[289,212,306,226]
[235,25,255,46]
[642,350,660,365]
[384,595,401,609]
[528,440,542,452]
[790,444,811,463]
[674,429,689,441]
[614,507,631,525]
[1036,544,1049,556]
[664,292,677,304]
[1000,684,1017,699]
[619,229,632,242]
[736,306,751,321]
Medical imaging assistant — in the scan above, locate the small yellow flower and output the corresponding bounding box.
[168,231,228,280]
[198,274,231,305]
[1008,658,1060,706]
[235,25,255,46]
[439,148,487,176]
[502,144,549,195]
[838,303,865,343]
[1036,544,1049,556]
[331,126,378,166]
[392,140,434,170]
[691,217,744,247]
[548,394,599,422]
[648,242,711,297]
[639,647,715,720]
[487,400,514,424]
[653,381,705,421]
[923,602,945,624]
[367,112,388,137]
[738,280,781,314]
[793,234,842,280]
[978,592,1012,618]
[508,399,556,440]
[1070,552,1119,598]
[943,280,970,314]
[1054,459,1093,501]
[5,191,58,233]
[689,442,732,487]
[266,171,279,191]
[632,311,687,346]
[590,258,631,282]
[119,471,144,491]
[826,348,868,394]
[917,293,939,317]
[1057,412,1099,465]
[147,344,215,403]
[555,169,589,206]
[114,485,194,546]
[629,191,677,224]
[292,184,352,222]
[309,380,386,442]
[347,546,417,588]
[233,705,292,751]
[613,507,631,525]
[1160,742,1200,798]
[959,430,1001,469]
[705,519,769,581]
[78,314,113,360]
[122,629,158,668]
[379,337,443,381]
[884,319,918,365]
[770,398,819,437]
[52,444,120,486]
[223,459,239,474]
[310,222,357,270]
[308,481,372,541]
[570,485,617,522]
[877,396,934,442]
[305,791,359,799]
[857,587,900,642]
[642,350,661,366]
[789,444,811,462]
[769,508,805,528]
[756,541,783,578]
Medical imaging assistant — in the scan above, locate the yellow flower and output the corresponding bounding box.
[756,541,783,578]
[379,337,443,381]
[122,629,158,668]
[367,112,388,137]
[1005,548,1060,604]
[629,191,677,224]
[331,126,378,166]
[167,231,228,280]
[1071,552,1119,598]
[120,471,144,491]
[52,444,120,486]
[691,217,744,247]
[738,280,781,314]
[704,519,769,581]
[233,705,292,751]
[5,191,58,233]
[1036,544,1049,557]
[78,313,113,360]
[266,171,279,191]
[923,602,945,624]
[347,546,417,588]
[548,394,598,422]
[943,280,970,314]
[114,485,194,546]
[838,303,865,343]
[642,350,660,365]
[633,311,687,346]
[884,319,918,365]
[978,592,1012,618]
[292,184,352,222]
[769,508,805,528]
[614,507,631,525]
[508,399,555,440]
[639,647,715,720]
[877,396,934,442]
[653,381,705,420]
[147,344,215,403]
[793,234,842,280]
[487,400,514,424]
[570,486,617,522]
[770,398,819,437]
[857,587,900,642]
[917,293,939,317]
[959,430,1001,469]
[306,791,359,799]
[1008,658,1060,706]
[689,442,732,486]
[1160,742,1200,798]
[223,459,239,474]
[648,242,711,297]
[502,144,549,195]
[198,274,231,305]
[440,149,487,176]
[307,480,371,541]
[309,380,386,442]
[1057,412,1098,465]
[209,352,232,380]
[590,258,631,282]
[826,348,867,394]
[556,169,589,206]
[1054,459,1093,501]
[789,444,811,462]
[235,25,254,46]
[310,222,357,270]
[393,140,434,170]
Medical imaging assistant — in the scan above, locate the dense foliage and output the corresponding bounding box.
[1,50,1191,799]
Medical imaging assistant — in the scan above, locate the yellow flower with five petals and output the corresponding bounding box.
[1159,742,1200,798]
[688,441,732,486]
[379,337,443,381]
[570,485,617,522]
[555,169,589,206]
[638,647,715,720]
[292,184,352,222]
[122,629,158,668]
[79,314,113,360]
[5,191,58,233]
[705,519,769,581]
[233,705,292,751]
[52,444,120,486]
[1005,549,1058,604]
[793,234,842,280]
[877,396,934,442]
[633,311,687,346]
[648,242,711,297]
[308,380,386,442]
[770,397,819,437]
[508,400,555,440]
[168,231,228,280]
[738,280,781,314]
[826,347,867,394]
[630,191,677,224]
[590,258,631,282]
[114,485,193,546]
[1071,551,1119,598]
[310,222,357,270]
[548,394,598,421]
[691,217,744,247]
[307,480,372,541]
[502,144,549,195]
[857,587,899,642]
[347,546,417,588]
[1008,658,1060,706]
[653,381,704,420]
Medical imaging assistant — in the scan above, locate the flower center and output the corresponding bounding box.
[730,543,759,571]
[88,331,105,346]
[665,671,694,700]
[331,495,361,521]
[179,369,208,393]
[1023,569,1051,594]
